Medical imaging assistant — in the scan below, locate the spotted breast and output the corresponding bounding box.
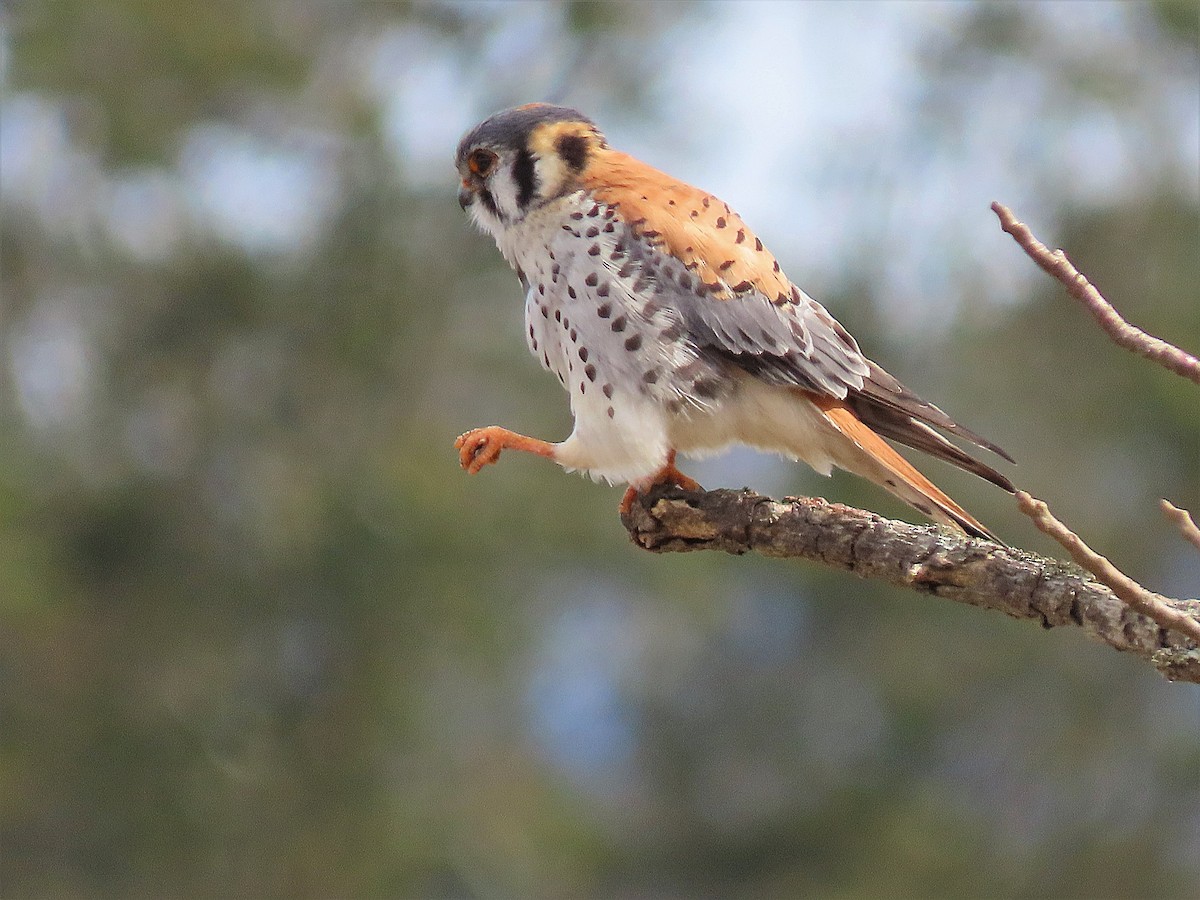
[454,104,1014,541]
[509,188,721,484]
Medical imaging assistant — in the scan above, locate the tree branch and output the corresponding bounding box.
[1015,491,1200,645]
[991,201,1200,384]
[615,205,1200,682]
[621,486,1200,683]
[1161,500,1200,554]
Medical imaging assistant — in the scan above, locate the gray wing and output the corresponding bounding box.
[675,282,870,397]
[673,282,1015,488]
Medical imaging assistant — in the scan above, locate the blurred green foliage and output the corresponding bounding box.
[1,2,1197,897]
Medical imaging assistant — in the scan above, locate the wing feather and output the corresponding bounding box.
[851,362,1015,463]
[581,145,1013,482]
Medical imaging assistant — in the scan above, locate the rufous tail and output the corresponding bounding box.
[814,397,1004,543]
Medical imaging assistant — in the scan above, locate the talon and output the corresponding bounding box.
[453,426,555,475]
[618,451,702,514]
[454,429,497,472]
[667,468,700,492]
[657,449,701,494]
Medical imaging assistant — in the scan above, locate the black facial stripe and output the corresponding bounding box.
[478,188,503,221]
[556,133,589,172]
[513,147,536,210]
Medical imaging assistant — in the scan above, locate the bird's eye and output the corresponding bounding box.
[468,149,497,177]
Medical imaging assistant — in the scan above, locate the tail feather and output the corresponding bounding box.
[846,401,1015,493]
[812,396,1005,543]
[854,361,1016,464]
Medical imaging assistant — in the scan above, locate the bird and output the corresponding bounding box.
[452,103,1014,541]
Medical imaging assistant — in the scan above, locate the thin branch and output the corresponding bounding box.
[1161,499,1200,554]
[991,201,1200,384]
[621,486,1200,683]
[1015,492,1200,649]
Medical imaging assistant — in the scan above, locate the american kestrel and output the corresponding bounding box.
[453,104,1014,541]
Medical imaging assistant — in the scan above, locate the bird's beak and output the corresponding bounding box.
[458,179,474,211]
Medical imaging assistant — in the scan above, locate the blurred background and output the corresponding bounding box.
[2,1,1198,896]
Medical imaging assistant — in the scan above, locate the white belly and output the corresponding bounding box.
[669,375,839,477]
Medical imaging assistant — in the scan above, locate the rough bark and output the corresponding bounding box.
[621,486,1200,683]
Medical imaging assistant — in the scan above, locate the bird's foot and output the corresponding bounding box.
[454,426,555,474]
[619,452,702,515]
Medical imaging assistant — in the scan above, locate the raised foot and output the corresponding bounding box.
[454,426,555,474]
[619,455,702,515]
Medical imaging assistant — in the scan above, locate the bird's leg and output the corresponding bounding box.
[619,450,702,514]
[455,425,555,474]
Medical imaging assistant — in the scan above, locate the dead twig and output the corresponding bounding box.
[991,202,1200,384]
[1015,491,1200,646]
[1161,500,1200,554]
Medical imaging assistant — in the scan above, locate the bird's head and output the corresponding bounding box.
[455,103,606,235]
